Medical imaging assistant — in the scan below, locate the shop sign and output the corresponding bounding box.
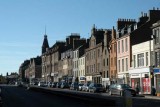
[86,76,92,81]
[102,78,109,81]
[153,68,160,73]
[130,74,140,78]
[51,73,54,76]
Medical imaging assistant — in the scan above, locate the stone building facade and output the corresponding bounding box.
[109,27,117,84]
[85,25,111,84]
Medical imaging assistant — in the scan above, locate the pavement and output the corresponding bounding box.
[144,94,160,100]
[136,94,160,100]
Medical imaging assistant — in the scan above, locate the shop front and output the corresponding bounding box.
[153,68,160,95]
[129,67,151,94]
[102,78,110,87]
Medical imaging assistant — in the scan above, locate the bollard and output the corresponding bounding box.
[123,90,132,107]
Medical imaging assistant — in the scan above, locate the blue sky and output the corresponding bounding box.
[0,0,159,76]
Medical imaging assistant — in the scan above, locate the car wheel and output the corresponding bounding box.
[109,90,112,95]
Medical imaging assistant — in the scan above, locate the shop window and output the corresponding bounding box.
[122,59,124,72]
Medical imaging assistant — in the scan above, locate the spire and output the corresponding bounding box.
[112,26,116,39]
[91,24,96,35]
[42,27,49,54]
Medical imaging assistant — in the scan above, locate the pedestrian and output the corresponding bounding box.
[136,82,139,94]
[106,83,109,92]
[151,86,156,96]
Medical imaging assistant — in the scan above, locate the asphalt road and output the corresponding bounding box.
[1,85,160,107]
[0,85,90,107]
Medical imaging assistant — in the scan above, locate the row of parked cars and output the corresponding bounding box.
[37,82,106,93]
[36,81,137,96]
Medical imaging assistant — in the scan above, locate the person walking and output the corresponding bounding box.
[136,82,139,94]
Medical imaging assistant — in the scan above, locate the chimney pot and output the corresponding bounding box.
[153,7,155,10]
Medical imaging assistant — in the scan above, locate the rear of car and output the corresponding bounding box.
[109,84,136,96]
[89,83,105,93]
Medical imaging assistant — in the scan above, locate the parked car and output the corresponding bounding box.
[56,82,62,88]
[70,82,79,90]
[82,83,90,92]
[38,82,47,87]
[47,82,52,87]
[88,83,106,93]
[61,82,70,89]
[109,84,136,96]
[78,83,84,91]
[34,81,39,85]
[51,82,58,88]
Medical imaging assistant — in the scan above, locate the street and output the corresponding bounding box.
[0,85,89,107]
[1,85,160,107]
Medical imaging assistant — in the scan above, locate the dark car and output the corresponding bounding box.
[70,82,79,90]
[51,82,58,88]
[61,82,70,89]
[88,83,106,93]
[56,82,62,88]
[109,84,136,96]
